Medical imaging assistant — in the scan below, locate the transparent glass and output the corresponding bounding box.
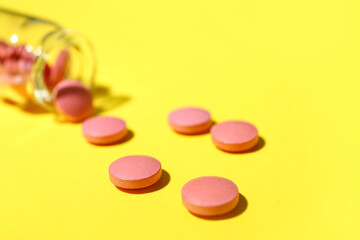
[0,8,96,111]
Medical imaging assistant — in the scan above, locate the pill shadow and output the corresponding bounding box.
[88,130,134,147]
[92,85,110,97]
[92,85,131,115]
[216,136,266,154]
[2,98,49,114]
[190,193,248,221]
[116,170,170,194]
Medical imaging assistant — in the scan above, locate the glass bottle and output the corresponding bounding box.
[0,8,96,112]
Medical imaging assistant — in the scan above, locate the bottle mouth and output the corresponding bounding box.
[31,29,96,111]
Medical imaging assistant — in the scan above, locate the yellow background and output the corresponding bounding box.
[1,0,360,239]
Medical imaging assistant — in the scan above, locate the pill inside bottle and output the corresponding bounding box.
[0,9,96,119]
[53,80,93,122]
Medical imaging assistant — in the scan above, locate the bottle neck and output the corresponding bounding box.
[31,29,96,111]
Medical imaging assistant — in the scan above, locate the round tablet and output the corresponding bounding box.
[53,79,93,122]
[210,121,258,152]
[82,116,127,145]
[181,176,239,216]
[168,107,212,134]
[109,155,162,189]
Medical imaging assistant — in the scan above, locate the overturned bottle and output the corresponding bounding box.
[0,8,96,121]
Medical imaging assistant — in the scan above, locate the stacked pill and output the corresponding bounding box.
[0,41,68,89]
[0,42,35,98]
[0,42,34,83]
[0,41,94,122]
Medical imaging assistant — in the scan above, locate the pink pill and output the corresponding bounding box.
[52,79,85,97]
[168,107,212,134]
[48,50,68,87]
[82,116,127,145]
[109,155,162,189]
[14,45,26,58]
[2,73,24,85]
[4,45,16,58]
[3,59,19,74]
[43,63,51,87]
[17,59,27,74]
[0,42,7,59]
[53,80,93,122]
[210,121,259,152]
[181,176,239,216]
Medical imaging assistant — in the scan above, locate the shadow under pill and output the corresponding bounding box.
[116,169,171,194]
[92,85,110,97]
[2,98,49,114]
[190,193,248,221]
[242,136,266,153]
[92,84,131,115]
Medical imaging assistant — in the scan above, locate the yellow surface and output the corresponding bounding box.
[1,1,360,239]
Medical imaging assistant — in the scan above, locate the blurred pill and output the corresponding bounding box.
[48,50,68,87]
[0,42,7,59]
[168,107,212,135]
[3,59,20,74]
[53,79,93,122]
[17,59,27,74]
[4,45,16,58]
[43,63,51,87]
[13,45,25,59]
[82,116,128,145]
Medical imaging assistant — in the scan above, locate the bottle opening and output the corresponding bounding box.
[32,29,96,111]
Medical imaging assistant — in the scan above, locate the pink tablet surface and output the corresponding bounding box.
[168,107,212,134]
[211,121,258,152]
[48,50,68,87]
[82,116,127,145]
[109,155,162,189]
[53,80,93,122]
[181,176,239,216]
